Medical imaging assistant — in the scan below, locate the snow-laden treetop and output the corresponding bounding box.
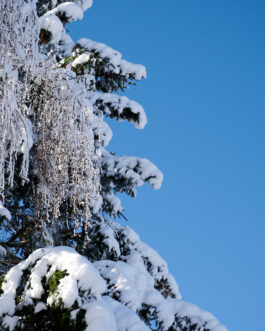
[0,1,228,330]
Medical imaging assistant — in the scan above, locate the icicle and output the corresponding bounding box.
[32,61,100,230]
[0,0,39,197]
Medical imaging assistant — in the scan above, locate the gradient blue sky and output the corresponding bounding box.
[70,1,265,330]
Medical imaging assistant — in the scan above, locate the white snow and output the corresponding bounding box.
[0,247,106,320]
[157,299,228,331]
[39,14,64,43]
[0,245,6,258]
[34,302,47,313]
[96,222,121,257]
[72,53,92,67]
[58,31,75,55]
[91,112,113,149]
[2,315,19,331]
[95,260,163,311]
[51,274,79,308]
[0,264,24,316]
[0,201,11,221]
[20,118,33,154]
[46,2,84,22]
[102,150,164,190]
[89,219,182,303]
[103,297,149,331]
[74,0,93,11]
[26,247,106,301]
[104,194,123,216]
[84,299,117,331]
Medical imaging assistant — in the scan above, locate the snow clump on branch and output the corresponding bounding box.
[0,244,227,331]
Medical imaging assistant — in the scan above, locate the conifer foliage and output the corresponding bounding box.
[0,1,227,330]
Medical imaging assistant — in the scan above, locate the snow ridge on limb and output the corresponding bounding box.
[37,0,93,17]
[157,299,228,331]
[89,92,147,129]
[98,150,163,218]
[45,3,84,23]
[101,150,163,193]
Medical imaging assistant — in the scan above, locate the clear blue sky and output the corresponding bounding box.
[70,1,265,330]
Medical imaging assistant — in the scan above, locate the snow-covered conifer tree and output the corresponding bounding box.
[0,1,228,330]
